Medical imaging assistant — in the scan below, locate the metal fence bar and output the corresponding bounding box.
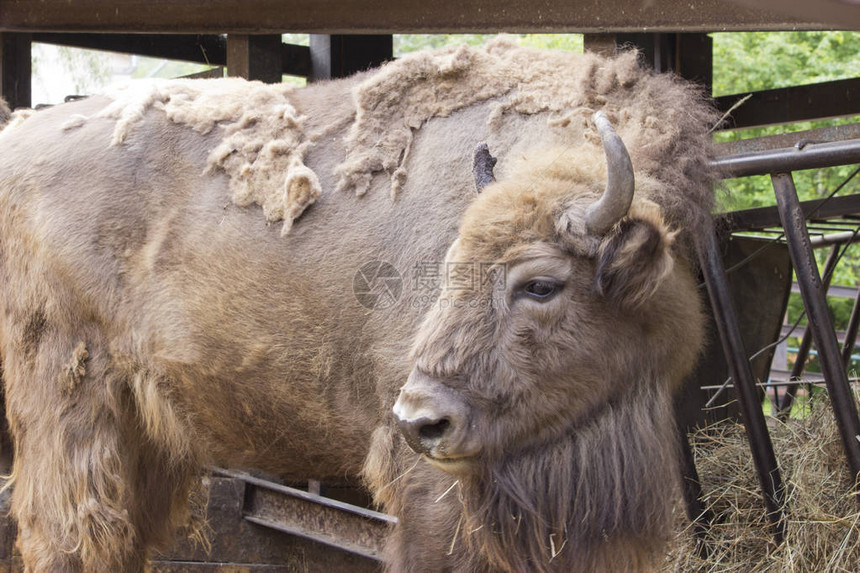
[777,244,841,417]
[214,468,395,561]
[714,138,860,179]
[697,229,787,542]
[678,429,713,558]
[772,172,860,496]
[842,287,860,369]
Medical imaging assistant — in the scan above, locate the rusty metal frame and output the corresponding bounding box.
[772,172,860,486]
[714,138,860,180]
[697,132,860,540]
[213,469,395,561]
[776,244,841,417]
[697,230,788,540]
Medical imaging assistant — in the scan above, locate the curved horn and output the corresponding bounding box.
[584,111,635,235]
[473,143,497,193]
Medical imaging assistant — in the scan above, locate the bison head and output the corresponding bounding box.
[390,112,705,570]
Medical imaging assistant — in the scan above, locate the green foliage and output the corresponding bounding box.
[394,34,582,57]
[712,32,860,339]
[31,44,113,99]
[130,57,212,80]
[282,34,309,47]
[712,31,860,213]
[55,47,112,93]
[712,31,860,97]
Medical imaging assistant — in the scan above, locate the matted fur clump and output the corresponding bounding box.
[666,393,860,572]
[66,78,319,235]
[340,38,718,235]
[75,38,717,240]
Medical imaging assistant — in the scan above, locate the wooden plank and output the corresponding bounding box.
[159,477,381,572]
[715,78,860,130]
[676,33,713,93]
[722,194,860,232]
[715,123,860,156]
[731,0,860,29]
[0,0,829,34]
[583,34,616,57]
[309,35,391,81]
[0,32,30,109]
[31,33,312,77]
[226,34,282,82]
[147,563,291,572]
[32,33,226,64]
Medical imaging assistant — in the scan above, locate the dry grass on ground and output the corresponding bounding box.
[666,393,860,572]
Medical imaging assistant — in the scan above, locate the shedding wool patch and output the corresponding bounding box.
[337,37,662,198]
[80,39,714,235]
[91,78,319,235]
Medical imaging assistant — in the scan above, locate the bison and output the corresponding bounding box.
[0,39,717,572]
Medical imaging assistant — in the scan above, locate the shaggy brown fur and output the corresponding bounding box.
[0,41,716,571]
[377,151,706,571]
[70,78,317,235]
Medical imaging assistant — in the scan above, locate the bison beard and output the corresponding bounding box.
[391,382,678,573]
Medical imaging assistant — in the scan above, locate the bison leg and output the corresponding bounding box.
[3,325,197,572]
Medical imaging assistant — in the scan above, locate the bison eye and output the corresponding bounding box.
[522,280,561,301]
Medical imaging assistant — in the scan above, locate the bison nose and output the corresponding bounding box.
[393,370,477,460]
[395,415,454,455]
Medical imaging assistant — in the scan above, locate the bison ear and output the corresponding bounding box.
[594,201,676,309]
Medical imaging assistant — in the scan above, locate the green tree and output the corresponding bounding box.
[394,34,581,57]
[713,32,860,214]
[712,32,860,370]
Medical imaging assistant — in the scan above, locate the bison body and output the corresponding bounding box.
[0,41,716,571]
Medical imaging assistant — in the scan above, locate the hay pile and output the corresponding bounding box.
[666,394,860,572]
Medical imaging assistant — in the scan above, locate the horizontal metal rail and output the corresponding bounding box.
[700,376,860,390]
[213,468,395,561]
[715,123,860,157]
[723,194,860,232]
[712,138,860,179]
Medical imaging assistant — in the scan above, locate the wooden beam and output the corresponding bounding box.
[715,77,860,130]
[595,33,712,93]
[32,33,312,77]
[226,34,282,82]
[0,0,830,34]
[583,34,616,57]
[282,42,311,78]
[33,33,227,65]
[309,35,392,81]
[0,32,31,109]
[715,122,860,156]
[676,33,713,93]
[616,32,676,73]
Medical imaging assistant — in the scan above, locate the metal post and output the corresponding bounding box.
[309,35,393,81]
[697,229,787,542]
[778,244,841,417]
[842,287,860,370]
[226,34,283,83]
[773,172,860,495]
[0,32,31,109]
[678,428,712,558]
